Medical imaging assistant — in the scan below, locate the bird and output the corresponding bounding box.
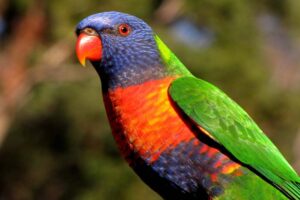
[75,11,300,200]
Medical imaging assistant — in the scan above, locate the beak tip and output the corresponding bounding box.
[79,58,86,67]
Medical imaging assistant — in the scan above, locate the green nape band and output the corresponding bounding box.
[154,34,192,76]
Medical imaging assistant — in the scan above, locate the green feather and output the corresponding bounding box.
[154,35,191,76]
[217,171,287,200]
[169,76,300,199]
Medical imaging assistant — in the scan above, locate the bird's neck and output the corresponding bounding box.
[93,35,191,91]
[95,61,169,91]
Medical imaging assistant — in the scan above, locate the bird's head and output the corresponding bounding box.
[75,11,167,89]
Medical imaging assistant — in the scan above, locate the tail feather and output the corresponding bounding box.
[278,181,300,200]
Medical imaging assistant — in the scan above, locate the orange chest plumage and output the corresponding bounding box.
[103,77,196,162]
[102,76,243,195]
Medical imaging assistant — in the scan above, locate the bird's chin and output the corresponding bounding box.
[91,60,102,70]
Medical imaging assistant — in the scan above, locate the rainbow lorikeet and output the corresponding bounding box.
[75,11,300,200]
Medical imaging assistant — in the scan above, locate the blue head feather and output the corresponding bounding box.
[76,11,167,90]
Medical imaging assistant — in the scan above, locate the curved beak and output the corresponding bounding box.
[75,33,102,67]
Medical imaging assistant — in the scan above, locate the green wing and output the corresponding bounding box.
[169,76,300,199]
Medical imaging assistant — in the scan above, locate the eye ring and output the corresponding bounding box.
[118,24,131,36]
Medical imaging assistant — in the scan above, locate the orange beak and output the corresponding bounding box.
[76,33,102,67]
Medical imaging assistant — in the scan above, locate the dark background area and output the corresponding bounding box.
[0,0,300,199]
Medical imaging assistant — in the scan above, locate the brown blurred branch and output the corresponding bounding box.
[0,1,91,146]
[1,6,45,102]
[0,3,46,145]
[0,0,86,147]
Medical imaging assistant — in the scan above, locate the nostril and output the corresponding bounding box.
[82,27,98,36]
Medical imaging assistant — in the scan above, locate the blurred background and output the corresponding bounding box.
[0,0,300,199]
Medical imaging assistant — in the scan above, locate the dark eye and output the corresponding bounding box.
[118,24,131,36]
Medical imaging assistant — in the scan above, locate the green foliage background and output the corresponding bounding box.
[0,0,300,199]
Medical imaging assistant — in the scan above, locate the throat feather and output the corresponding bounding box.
[103,76,193,161]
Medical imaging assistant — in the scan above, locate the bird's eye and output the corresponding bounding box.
[118,24,131,36]
[82,28,98,36]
